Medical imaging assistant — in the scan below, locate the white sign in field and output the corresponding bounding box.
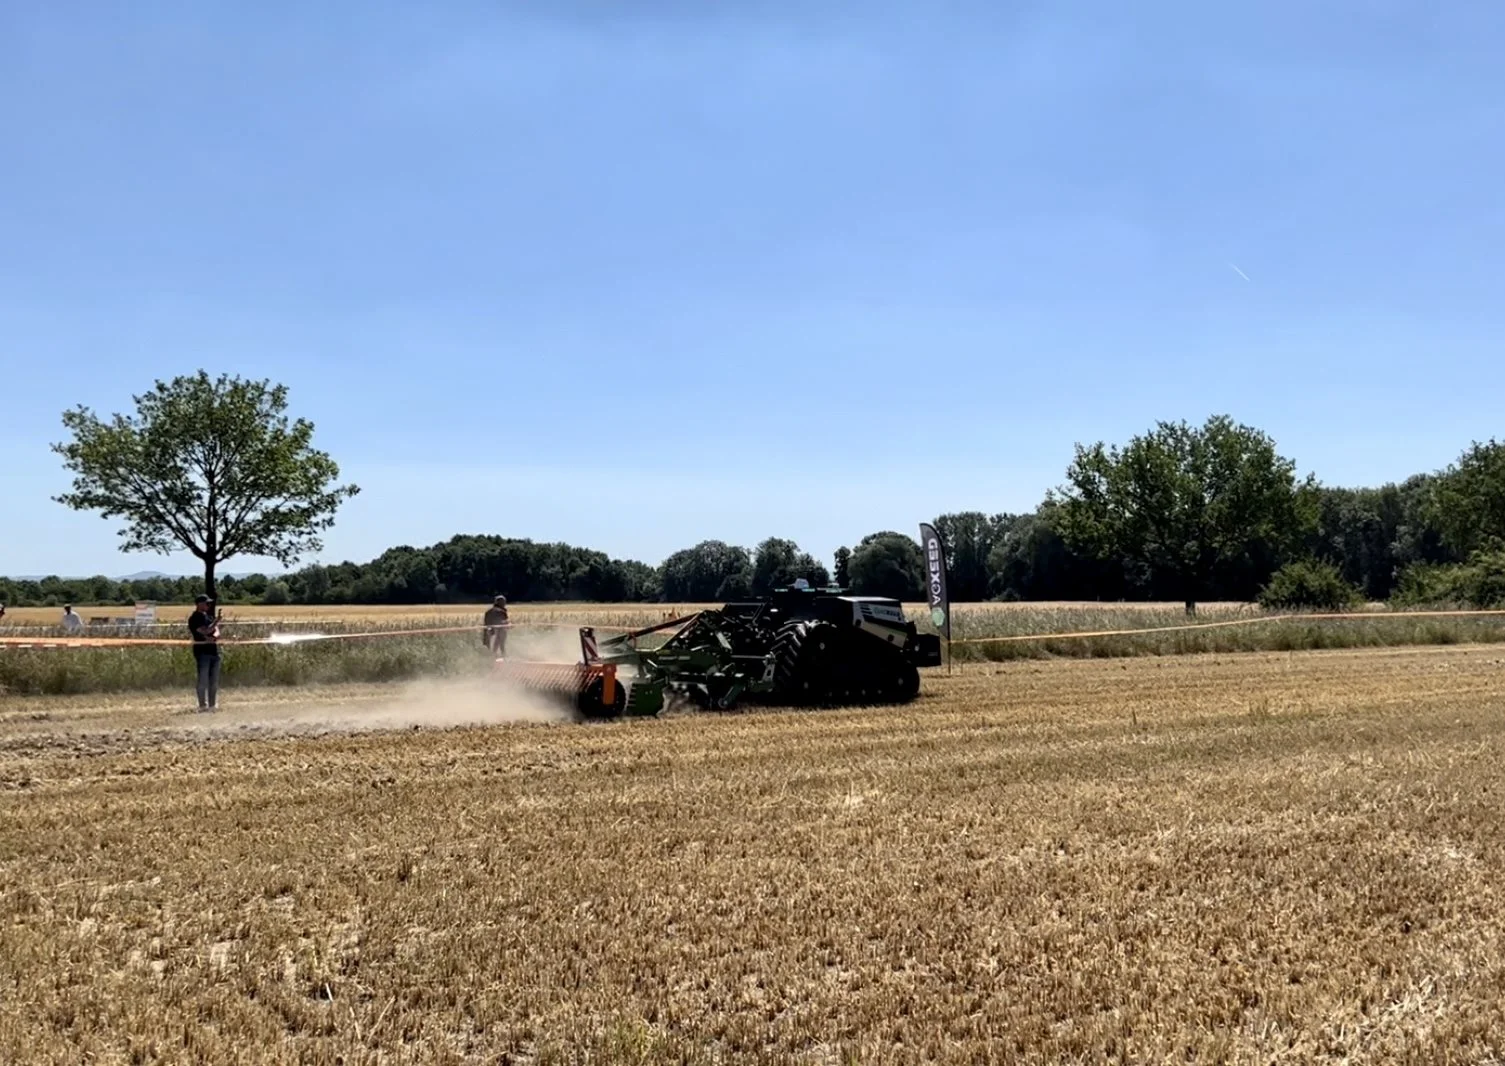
[134,601,157,627]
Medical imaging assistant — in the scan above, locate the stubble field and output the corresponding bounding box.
[4,644,1505,1063]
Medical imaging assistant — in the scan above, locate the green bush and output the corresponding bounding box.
[1462,550,1505,607]
[1393,562,1466,607]
[1257,560,1362,611]
[1394,550,1505,608]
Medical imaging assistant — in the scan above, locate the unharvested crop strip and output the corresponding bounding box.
[949,608,1505,645]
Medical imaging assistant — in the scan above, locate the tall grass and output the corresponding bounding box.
[945,612,1505,662]
[0,626,584,697]
[0,633,486,697]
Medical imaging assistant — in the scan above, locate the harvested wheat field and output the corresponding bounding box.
[4,647,1505,1064]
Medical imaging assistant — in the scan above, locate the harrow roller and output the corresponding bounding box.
[489,660,620,717]
[489,627,655,720]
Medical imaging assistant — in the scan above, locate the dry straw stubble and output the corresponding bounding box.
[4,646,1505,1061]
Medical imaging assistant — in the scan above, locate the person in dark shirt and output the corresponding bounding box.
[187,594,221,711]
[482,595,509,658]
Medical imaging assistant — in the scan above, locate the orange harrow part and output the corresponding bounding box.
[489,659,616,703]
[485,626,627,720]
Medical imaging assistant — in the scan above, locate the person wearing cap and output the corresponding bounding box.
[482,594,510,658]
[187,594,221,711]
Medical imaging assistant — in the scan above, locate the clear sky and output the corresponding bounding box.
[4,1,1503,578]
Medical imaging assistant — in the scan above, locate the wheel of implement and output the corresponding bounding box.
[576,675,627,720]
[771,621,814,701]
[785,620,842,706]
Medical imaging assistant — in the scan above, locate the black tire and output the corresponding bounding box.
[788,620,846,706]
[576,675,628,720]
[771,621,809,699]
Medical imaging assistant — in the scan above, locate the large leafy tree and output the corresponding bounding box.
[1428,439,1505,557]
[833,546,852,588]
[847,531,924,600]
[658,540,752,601]
[52,371,360,599]
[751,537,829,594]
[1050,415,1317,613]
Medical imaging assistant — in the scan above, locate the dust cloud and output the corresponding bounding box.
[194,677,579,739]
[510,624,594,665]
[210,624,633,738]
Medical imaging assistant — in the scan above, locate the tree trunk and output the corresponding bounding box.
[204,557,217,602]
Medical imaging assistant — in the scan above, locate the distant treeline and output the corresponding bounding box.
[6,420,1503,611]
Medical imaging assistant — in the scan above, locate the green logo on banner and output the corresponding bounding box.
[931,606,946,629]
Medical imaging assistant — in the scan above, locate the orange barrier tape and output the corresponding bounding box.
[948,608,1505,645]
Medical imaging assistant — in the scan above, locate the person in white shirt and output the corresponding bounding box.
[62,605,83,633]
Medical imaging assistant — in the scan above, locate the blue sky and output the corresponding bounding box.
[4,1,1503,578]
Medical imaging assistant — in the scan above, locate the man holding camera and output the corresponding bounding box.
[188,594,221,711]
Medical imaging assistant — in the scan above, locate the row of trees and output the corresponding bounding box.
[275,421,1505,611]
[929,422,1501,611]
[0,533,924,608]
[21,369,1505,611]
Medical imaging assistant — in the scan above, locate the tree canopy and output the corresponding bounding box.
[1428,440,1505,557]
[752,538,830,594]
[847,531,924,600]
[52,372,359,599]
[1050,415,1318,613]
[659,541,752,602]
[929,512,1011,601]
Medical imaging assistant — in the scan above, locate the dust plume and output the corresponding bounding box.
[199,677,581,740]
[208,623,638,737]
[508,622,617,666]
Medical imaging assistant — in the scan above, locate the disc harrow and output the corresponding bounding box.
[489,627,654,720]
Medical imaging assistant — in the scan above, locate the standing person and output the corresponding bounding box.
[483,595,510,658]
[187,595,221,711]
[61,604,83,633]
